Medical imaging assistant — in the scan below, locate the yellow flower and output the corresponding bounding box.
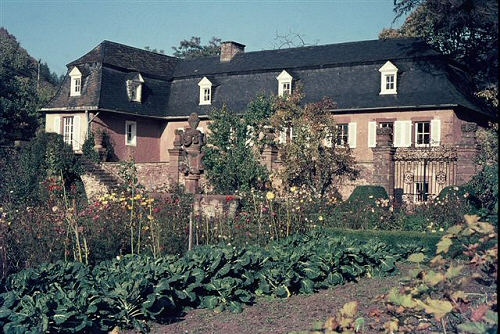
[318,216,324,221]
[439,227,444,232]
[266,192,275,201]
[290,186,298,193]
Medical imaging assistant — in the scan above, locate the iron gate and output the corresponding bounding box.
[393,146,458,203]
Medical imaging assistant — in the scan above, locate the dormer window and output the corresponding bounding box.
[277,70,293,96]
[198,77,212,105]
[69,67,82,97]
[379,61,398,95]
[126,72,144,102]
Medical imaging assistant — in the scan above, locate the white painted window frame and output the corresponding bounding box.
[276,70,293,96]
[126,73,144,103]
[198,77,212,105]
[69,67,82,97]
[125,121,137,146]
[379,61,398,95]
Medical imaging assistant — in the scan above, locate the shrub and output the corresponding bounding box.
[81,132,100,163]
[329,185,392,230]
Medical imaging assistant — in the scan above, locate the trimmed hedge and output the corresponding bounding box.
[347,185,389,206]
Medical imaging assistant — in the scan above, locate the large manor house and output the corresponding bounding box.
[42,38,495,200]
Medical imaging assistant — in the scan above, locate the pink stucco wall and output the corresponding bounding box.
[91,112,166,162]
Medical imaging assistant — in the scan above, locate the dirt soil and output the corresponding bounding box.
[123,263,493,334]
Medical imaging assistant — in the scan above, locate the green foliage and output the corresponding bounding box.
[347,185,389,206]
[384,215,498,333]
[324,228,440,255]
[0,230,424,332]
[171,36,221,58]
[329,186,392,230]
[0,131,82,207]
[82,132,100,163]
[389,0,498,90]
[0,28,58,144]
[203,97,272,194]
[466,124,499,218]
[271,90,359,199]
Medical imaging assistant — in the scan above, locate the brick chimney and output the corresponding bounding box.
[220,41,245,62]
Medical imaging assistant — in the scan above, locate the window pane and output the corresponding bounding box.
[74,78,81,92]
[336,124,348,145]
[385,75,394,90]
[416,121,430,145]
[63,117,74,145]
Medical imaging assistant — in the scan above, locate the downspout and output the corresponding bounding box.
[86,110,100,138]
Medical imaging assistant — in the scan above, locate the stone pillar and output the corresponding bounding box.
[168,129,184,184]
[260,127,278,172]
[371,127,396,198]
[455,122,480,185]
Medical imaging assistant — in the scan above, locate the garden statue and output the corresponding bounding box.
[180,112,206,193]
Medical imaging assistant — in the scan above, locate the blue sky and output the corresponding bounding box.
[1,0,405,76]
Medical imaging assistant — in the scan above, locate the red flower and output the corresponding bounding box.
[226,195,235,202]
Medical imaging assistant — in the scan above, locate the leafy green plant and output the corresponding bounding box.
[0,229,426,333]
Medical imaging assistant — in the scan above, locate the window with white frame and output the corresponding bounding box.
[69,67,82,97]
[125,121,137,146]
[126,73,144,102]
[335,123,357,148]
[415,121,431,146]
[379,61,398,95]
[276,70,293,96]
[63,116,74,146]
[393,119,441,147]
[198,77,212,105]
[336,124,349,146]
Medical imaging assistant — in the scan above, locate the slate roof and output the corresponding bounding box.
[43,38,494,119]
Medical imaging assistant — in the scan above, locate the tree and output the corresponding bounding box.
[271,30,319,49]
[0,28,58,144]
[202,95,274,194]
[171,36,221,58]
[270,88,359,199]
[382,1,498,92]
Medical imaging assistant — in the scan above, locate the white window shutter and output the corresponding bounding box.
[73,116,81,150]
[348,122,357,148]
[368,121,377,148]
[394,121,411,147]
[402,121,412,147]
[53,116,61,134]
[430,119,441,146]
